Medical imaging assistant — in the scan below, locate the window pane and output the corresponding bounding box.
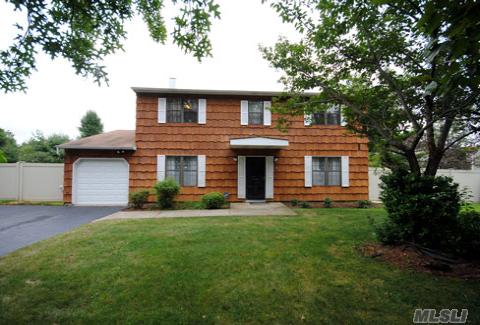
[326,106,340,125]
[183,99,198,123]
[313,171,325,186]
[312,157,325,171]
[183,156,197,171]
[183,171,197,186]
[248,101,264,125]
[327,171,341,186]
[167,98,183,122]
[328,157,341,171]
[312,112,325,125]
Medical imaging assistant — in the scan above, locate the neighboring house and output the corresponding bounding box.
[58,88,369,206]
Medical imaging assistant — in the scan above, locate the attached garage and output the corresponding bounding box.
[58,130,136,206]
[73,159,129,206]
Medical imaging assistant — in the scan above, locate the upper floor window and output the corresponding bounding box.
[167,98,198,123]
[311,106,341,125]
[248,101,264,125]
[312,157,341,186]
[166,156,198,186]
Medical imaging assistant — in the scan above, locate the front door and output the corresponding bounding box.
[246,157,265,200]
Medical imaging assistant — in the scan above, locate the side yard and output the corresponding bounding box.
[0,208,478,324]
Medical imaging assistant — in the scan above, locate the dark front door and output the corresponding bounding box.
[246,157,266,200]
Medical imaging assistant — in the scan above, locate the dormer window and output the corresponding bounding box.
[167,98,198,123]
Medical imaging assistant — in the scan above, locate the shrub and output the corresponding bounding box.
[129,190,150,209]
[153,179,180,209]
[323,197,332,208]
[451,209,480,259]
[299,201,311,208]
[202,192,226,209]
[378,170,461,250]
[357,200,371,209]
[290,198,299,207]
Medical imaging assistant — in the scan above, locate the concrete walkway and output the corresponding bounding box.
[96,202,296,221]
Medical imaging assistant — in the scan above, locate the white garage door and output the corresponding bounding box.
[74,159,129,206]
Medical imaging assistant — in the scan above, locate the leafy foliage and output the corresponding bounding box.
[323,197,332,208]
[18,131,70,163]
[263,0,480,177]
[290,198,299,207]
[79,110,104,138]
[377,170,461,250]
[0,128,18,162]
[201,192,225,209]
[129,190,150,209]
[154,178,180,209]
[357,200,371,209]
[299,201,311,208]
[1,0,220,92]
[453,208,480,259]
[0,150,6,163]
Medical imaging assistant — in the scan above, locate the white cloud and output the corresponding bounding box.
[0,0,298,143]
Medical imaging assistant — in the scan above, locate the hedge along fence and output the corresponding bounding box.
[0,162,64,202]
[369,168,480,202]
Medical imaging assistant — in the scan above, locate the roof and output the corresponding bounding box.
[58,130,136,150]
[131,87,318,97]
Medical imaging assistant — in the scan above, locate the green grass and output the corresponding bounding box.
[0,200,64,206]
[0,208,478,324]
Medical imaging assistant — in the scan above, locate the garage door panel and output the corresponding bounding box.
[74,159,129,206]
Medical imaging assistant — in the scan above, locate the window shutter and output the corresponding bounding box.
[198,155,206,187]
[340,108,347,126]
[263,101,272,126]
[240,100,249,125]
[304,114,312,126]
[158,98,167,123]
[265,156,274,198]
[341,156,350,187]
[304,156,312,187]
[198,99,207,124]
[237,156,246,198]
[157,155,166,181]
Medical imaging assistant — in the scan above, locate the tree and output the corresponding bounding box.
[1,0,220,92]
[0,150,6,163]
[262,0,480,177]
[18,131,70,163]
[0,128,18,162]
[79,110,104,138]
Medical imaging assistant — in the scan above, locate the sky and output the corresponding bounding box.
[0,0,299,143]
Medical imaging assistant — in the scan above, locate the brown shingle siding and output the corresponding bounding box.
[130,94,368,202]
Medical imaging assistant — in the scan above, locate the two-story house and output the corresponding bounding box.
[59,87,369,206]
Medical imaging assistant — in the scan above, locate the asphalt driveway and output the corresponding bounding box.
[0,206,122,256]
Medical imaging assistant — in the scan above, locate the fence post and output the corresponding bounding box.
[16,161,24,201]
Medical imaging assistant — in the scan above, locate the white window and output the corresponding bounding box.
[166,156,198,186]
[241,100,272,126]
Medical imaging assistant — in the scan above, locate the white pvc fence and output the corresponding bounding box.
[0,163,478,203]
[0,162,64,201]
[369,168,480,202]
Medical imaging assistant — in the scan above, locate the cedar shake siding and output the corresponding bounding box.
[130,94,368,202]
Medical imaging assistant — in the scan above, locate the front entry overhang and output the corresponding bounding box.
[229,137,289,149]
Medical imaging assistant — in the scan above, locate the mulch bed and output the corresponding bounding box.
[359,243,480,279]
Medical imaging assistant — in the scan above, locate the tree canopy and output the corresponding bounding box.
[0,128,18,162]
[18,131,70,163]
[0,0,220,92]
[79,110,104,138]
[262,0,480,176]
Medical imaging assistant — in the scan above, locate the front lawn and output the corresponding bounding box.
[0,208,478,324]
